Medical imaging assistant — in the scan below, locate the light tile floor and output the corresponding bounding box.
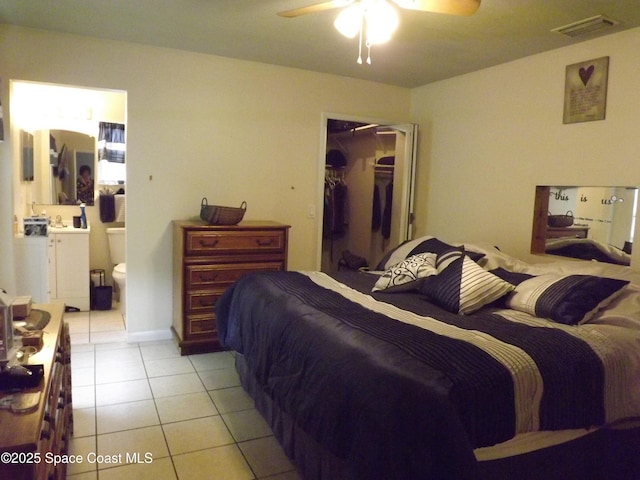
[64,307,301,480]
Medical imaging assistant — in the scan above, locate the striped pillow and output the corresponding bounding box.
[505,274,629,325]
[420,250,515,315]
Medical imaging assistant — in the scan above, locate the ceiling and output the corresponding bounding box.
[1,1,640,88]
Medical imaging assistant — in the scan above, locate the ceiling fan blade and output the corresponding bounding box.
[278,1,355,18]
[391,0,480,16]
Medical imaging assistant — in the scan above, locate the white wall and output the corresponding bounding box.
[410,27,640,269]
[4,24,638,340]
[0,25,411,338]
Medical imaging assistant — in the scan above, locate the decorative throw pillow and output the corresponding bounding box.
[505,274,630,325]
[375,236,484,271]
[373,253,438,292]
[420,250,515,315]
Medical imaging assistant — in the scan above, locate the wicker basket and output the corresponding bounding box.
[200,198,247,225]
[547,211,574,228]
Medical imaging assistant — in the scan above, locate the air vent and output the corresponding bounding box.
[551,15,619,38]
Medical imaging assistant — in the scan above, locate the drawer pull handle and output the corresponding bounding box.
[41,417,53,439]
[198,273,219,282]
[197,299,215,307]
[256,238,275,247]
[199,238,219,248]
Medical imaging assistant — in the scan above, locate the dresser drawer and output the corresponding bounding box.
[186,229,286,256]
[546,226,589,239]
[186,262,284,288]
[186,314,217,337]
[185,289,225,313]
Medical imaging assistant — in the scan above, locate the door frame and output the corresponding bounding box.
[315,112,418,270]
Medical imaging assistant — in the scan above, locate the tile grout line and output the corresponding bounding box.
[147,345,181,480]
[67,313,296,480]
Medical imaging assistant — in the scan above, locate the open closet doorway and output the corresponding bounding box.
[317,113,417,272]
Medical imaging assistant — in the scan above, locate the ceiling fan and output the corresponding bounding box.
[278,0,481,19]
[278,0,480,64]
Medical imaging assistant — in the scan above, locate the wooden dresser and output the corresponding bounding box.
[172,220,290,355]
[546,226,589,239]
[0,303,72,480]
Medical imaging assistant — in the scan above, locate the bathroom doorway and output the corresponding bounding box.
[10,80,128,321]
[317,113,417,272]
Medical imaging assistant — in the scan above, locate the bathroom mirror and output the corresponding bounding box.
[24,129,96,205]
[531,186,638,265]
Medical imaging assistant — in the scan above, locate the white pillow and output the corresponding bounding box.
[373,253,437,292]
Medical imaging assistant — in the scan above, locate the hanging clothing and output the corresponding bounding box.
[57,144,71,180]
[323,170,348,263]
[323,179,348,239]
[371,184,381,232]
[381,181,393,240]
[98,122,126,163]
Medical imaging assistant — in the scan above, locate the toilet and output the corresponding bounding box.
[106,227,126,317]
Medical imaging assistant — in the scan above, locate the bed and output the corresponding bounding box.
[545,237,631,266]
[215,236,640,480]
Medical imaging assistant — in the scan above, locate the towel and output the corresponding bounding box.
[114,194,126,223]
[99,194,115,223]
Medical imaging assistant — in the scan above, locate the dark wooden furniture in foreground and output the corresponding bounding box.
[172,220,290,355]
[546,226,589,239]
[0,303,72,480]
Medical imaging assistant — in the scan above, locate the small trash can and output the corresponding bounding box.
[90,269,113,311]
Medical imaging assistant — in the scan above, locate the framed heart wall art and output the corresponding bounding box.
[563,56,609,124]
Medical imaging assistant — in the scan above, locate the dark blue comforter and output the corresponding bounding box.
[215,271,606,480]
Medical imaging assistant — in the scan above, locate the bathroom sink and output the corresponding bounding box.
[49,225,90,234]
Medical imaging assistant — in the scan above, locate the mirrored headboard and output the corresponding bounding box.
[531,186,638,266]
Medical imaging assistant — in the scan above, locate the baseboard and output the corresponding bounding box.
[126,329,173,343]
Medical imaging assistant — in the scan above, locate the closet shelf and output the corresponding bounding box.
[374,165,394,176]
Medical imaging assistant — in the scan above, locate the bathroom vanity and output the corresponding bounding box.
[14,226,90,311]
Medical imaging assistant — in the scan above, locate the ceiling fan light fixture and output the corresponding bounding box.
[365,1,399,44]
[334,0,399,64]
[280,0,481,66]
[334,3,364,38]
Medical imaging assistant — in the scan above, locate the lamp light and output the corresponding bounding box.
[334,3,364,38]
[334,0,399,64]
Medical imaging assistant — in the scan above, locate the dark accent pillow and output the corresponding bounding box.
[376,237,484,271]
[420,250,515,315]
[506,274,629,325]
